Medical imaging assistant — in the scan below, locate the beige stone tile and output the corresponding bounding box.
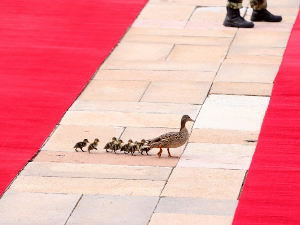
[189,128,259,145]
[149,0,225,6]
[210,82,273,96]
[149,213,233,225]
[178,143,255,170]
[100,59,221,72]
[232,30,290,47]
[42,125,124,152]
[261,0,300,8]
[247,22,293,32]
[245,7,299,17]
[71,100,201,117]
[132,19,187,29]
[161,167,246,199]
[0,192,81,225]
[9,176,165,197]
[190,6,227,22]
[21,162,172,181]
[122,33,232,46]
[141,81,211,104]
[60,111,193,129]
[108,42,173,61]
[224,55,282,65]
[215,63,279,84]
[77,80,150,102]
[228,46,285,57]
[33,151,179,167]
[185,21,237,30]
[194,95,270,131]
[94,70,215,82]
[167,45,228,63]
[127,27,236,38]
[138,4,195,21]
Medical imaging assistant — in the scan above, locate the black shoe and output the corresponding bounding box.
[251,9,282,22]
[223,7,254,28]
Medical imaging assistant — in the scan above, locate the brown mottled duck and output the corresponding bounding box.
[145,115,194,158]
[88,138,99,153]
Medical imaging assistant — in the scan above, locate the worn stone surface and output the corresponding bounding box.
[194,95,270,131]
[67,195,159,225]
[0,192,80,225]
[178,143,255,170]
[161,167,246,199]
[149,213,233,225]
[155,197,238,216]
[21,162,172,181]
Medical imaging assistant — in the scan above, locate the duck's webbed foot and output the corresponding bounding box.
[157,148,163,158]
[167,148,178,158]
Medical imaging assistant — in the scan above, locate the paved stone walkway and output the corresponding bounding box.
[0,0,299,224]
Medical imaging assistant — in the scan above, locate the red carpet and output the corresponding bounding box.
[233,9,300,225]
[0,0,148,196]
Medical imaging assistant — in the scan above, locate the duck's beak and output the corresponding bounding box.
[189,118,195,122]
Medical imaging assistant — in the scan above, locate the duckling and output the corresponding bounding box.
[104,137,117,152]
[88,138,100,153]
[145,115,194,158]
[74,139,89,152]
[129,141,139,155]
[140,145,151,155]
[120,139,133,154]
[137,139,146,153]
[110,139,123,154]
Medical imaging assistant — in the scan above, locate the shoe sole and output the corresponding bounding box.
[251,16,282,22]
[223,22,254,28]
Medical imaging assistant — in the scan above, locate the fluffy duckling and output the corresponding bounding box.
[111,139,123,154]
[88,138,100,153]
[128,141,139,155]
[137,139,146,153]
[104,137,117,152]
[120,139,133,154]
[140,145,151,155]
[74,139,89,152]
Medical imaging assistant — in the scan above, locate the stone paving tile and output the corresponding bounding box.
[94,70,215,82]
[21,162,172,181]
[161,167,246,199]
[177,143,255,170]
[33,151,179,167]
[185,21,238,30]
[9,176,165,197]
[189,128,259,145]
[149,213,233,225]
[138,4,195,21]
[141,81,211,104]
[228,46,285,57]
[210,82,273,96]
[70,100,201,116]
[77,80,150,102]
[122,33,232,46]
[100,59,221,72]
[189,6,227,22]
[149,0,225,6]
[154,196,238,216]
[108,42,173,61]
[132,19,187,29]
[224,55,282,65]
[0,192,80,225]
[66,195,159,225]
[194,95,270,131]
[215,63,280,84]
[60,111,195,129]
[167,45,228,63]
[126,27,236,38]
[232,30,290,47]
[42,125,124,152]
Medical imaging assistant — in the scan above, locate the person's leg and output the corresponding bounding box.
[250,0,282,22]
[223,0,254,28]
